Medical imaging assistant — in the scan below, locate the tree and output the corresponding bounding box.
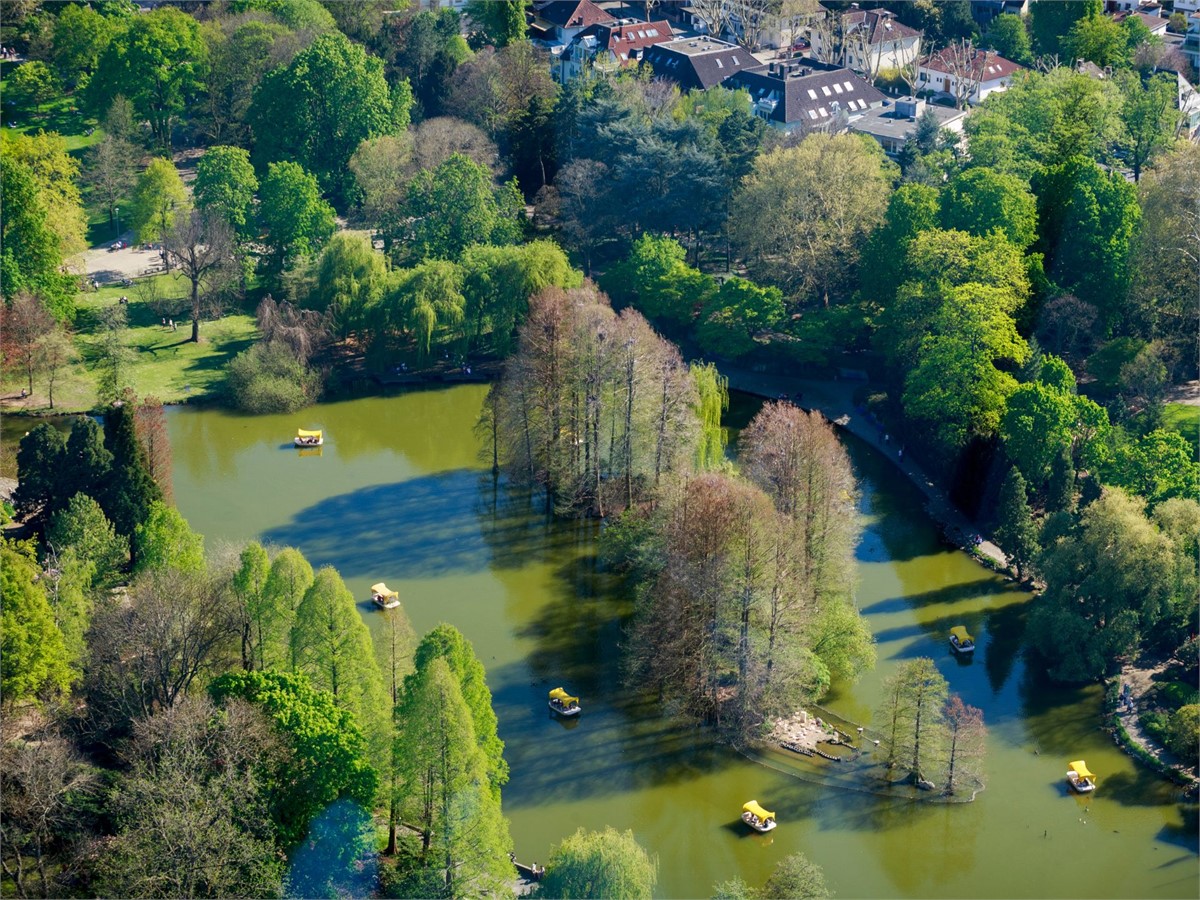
[224,342,321,414]
[876,657,948,785]
[0,156,73,316]
[940,167,1038,249]
[382,9,468,120]
[538,828,658,900]
[995,468,1039,580]
[233,542,270,671]
[696,277,785,359]
[12,423,68,528]
[403,153,524,262]
[1029,0,1102,57]
[375,608,414,856]
[349,133,414,244]
[193,145,258,236]
[465,0,526,47]
[1,292,54,397]
[129,157,189,246]
[393,658,513,898]
[7,61,59,114]
[1000,368,1108,489]
[164,210,236,344]
[762,852,830,900]
[256,547,314,672]
[1116,71,1181,182]
[133,501,205,574]
[1031,488,1175,681]
[730,134,895,303]
[94,304,135,406]
[49,2,116,86]
[1065,13,1128,68]
[984,13,1032,66]
[86,7,207,151]
[47,492,128,597]
[36,325,76,412]
[249,31,408,204]
[101,399,163,540]
[602,234,714,329]
[0,547,72,705]
[290,566,390,762]
[861,183,940,306]
[1106,429,1200,506]
[97,698,284,899]
[942,696,986,796]
[83,135,138,236]
[258,161,336,282]
[313,232,389,335]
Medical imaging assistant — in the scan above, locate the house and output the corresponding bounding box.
[528,0,616,45]
[642,36,759,90]
[850,96,968,157]
[557,18,674,81]
[417,0,469,9]
[1105,0,1164,13]
[726,59,886,134]
[1110,10,1170,36]
[918,46,1026,106]
[658,3,713,35]
[809,6,922,76]
[1184,12,1200,72]
[1176,71,1200,139]
[970,1,1030,25]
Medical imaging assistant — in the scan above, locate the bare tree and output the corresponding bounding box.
[939,40,986,109]
[898,33,929,96]
[83,135,138,232]
[39,328,77,411]
[809,8,842,65]
[256,294,331,364]
[411,116,499,173]
[163,210,236,344]
[0,293,54,397]
[690,0,732,39]
[942,696,986,796]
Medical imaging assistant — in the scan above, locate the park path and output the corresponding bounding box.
[718,365,1009,570]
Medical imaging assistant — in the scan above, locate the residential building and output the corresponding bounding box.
[918,46,1026,106]
[1177,71,1200,139]
[726,58,886,134]
[642,35,759,90]
[556,18,674,80]
[970,1,1031,26]
[1185,12,1200,72]
[416,0,469,10]
[528,0,616,45]
[809,6,922,76]
[850,96,968,157]
[1105,0,1164,13]
[1110,9,1170,35]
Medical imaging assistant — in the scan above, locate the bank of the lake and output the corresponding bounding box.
[151,385,1195,897]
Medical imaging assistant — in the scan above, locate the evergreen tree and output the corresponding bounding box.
[61,417,113,509]
[875,658,948,786]
[133,502,205,575]
[1,546,72,703]
[47,492,128,590]
[996,468,1039,581]
[102,400,163,540]
[1047,445,1076,513]
[290,567,390,764]
[12,423,66,527]
[262,548,314,672]
[233,541,270,670]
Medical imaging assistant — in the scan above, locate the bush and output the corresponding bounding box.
[224,342,320,414]
[1166,705,1199,763]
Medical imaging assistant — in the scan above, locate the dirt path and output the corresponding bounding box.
[718,366,1009,570]
[1165,380,1200,406]
[1117,657,1199,785]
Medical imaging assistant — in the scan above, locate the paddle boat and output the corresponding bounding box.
[1066,760,1096,793]
[741,800,777,833]
[949,625,975,655]
[370,582,401,610]
[548,687,581,717]
[295,428,323,447]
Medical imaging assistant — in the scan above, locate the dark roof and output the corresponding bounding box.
[727,60,886,126]
[839,9,921,44]
[568,19,674,63]
[538,0,616,30]
[642,37,760,90]
[922,46,1025,81]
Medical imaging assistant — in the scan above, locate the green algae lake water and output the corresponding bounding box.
[163,385,1196,899]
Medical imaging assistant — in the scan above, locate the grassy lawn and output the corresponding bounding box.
[0,74,104,155]
[1,275,259,414]
[1161,402,1199,448]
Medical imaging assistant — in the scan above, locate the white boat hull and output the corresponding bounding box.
[373,597,401,610]
[741,812,777,833]
[549,700,582,716]
[1067,773,1095,793]
[950,637,974,654]
[295,438,324,447]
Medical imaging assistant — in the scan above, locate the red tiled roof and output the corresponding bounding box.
[840,9,921,45]
[922,47,1025,81]
[538,0,616,30]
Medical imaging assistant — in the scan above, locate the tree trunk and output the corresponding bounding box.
[190,278,201,343]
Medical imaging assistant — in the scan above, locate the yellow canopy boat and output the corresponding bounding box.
[741,800,776,833]
[1067,760,1096,793]
[370,582,400,609]
[548,687,581,716]
[295,428,323,447]
[949,625,975,654]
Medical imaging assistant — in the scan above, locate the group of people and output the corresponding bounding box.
[161,317,177,331]
[0,46,19,61]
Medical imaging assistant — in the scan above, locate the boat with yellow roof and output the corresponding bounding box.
[370,582,401,610]
[949,625,975,655]
[1067,760,1096,793]
[548,687,581,716]
[295,428,323,447]
[741,800,776,833]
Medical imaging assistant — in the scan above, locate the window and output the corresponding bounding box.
[833,83,843,94]
[716,58,723,68]
[818,106,828,116]
[733,57,740,64]
[822,85,832,96]
[808,109,818,119]
[647,28,658,36]
[807,88,818,99]
[843,80,854,90]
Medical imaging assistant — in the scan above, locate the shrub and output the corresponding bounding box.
[1165,705,1199,763]
[224,342,320,414]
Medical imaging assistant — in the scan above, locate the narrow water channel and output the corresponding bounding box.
[164,385,1196,899]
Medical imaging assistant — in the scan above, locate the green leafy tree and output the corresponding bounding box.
[1065,13,1129,67]
[258,161,336,282]
[1,546,72,704]
[47,492,128,590]
[193,145,259,236]
[228,0,336,31]
[1047,444,1077,512]
[539,827,658,900]
[1031,488,1175,680]
[1106,429,1200,506]
[762,853,831,900]
[465,0,527,47]
[861,182,940,306]
[249,31,407,204]
[101,400,164,539]
[290,566,390,762]
[313,232,390,335]
[984,13,1033,65]
[940,167,1038,249]
[208,669,378,846]
[50,3,117,87]
[403,153,524,261]
[1000,382,1079,487]
[2,131,89,264]
[1116,71,1180,182]
[1029,0,1102,57]
[386,259,466,361]
[86,6,207,151]
[261,547,314,672]
[601,234,715,328]
[133,501,205,574]
[0,156,74,315]
[995,468,1039,580]
[224,342,321,414]
[12,422,67,527]
[875,657,948,785]
[696,277,785,359]
[7,60,59,114]
[234,541,270,670]
[129,157,189,245]
[393,657,513,898]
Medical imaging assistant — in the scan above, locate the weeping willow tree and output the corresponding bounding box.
[691,361,728,470]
